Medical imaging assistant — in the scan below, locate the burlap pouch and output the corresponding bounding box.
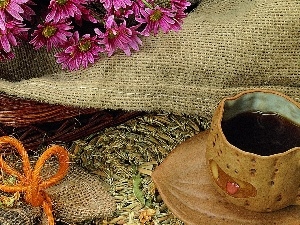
[0,204,41,225]
[0,158,116,225]
[44,164,116,224]
[0,0,298,118]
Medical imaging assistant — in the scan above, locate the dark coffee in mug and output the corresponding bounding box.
[222,111,300,156]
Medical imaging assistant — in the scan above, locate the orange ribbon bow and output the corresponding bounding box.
[0,136,69,225]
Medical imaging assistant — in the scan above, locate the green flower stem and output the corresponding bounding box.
[141,0,154,9]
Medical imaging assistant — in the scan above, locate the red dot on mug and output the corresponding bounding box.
[226,181,240,195]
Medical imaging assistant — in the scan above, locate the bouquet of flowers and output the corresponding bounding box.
[0,0,190,71]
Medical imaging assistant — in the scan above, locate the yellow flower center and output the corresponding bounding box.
[150,9,162,22]
[56,0,68,5]
[108,30,118,39]
[42,25,57,38]
[78,39,91,52]
[0,0,10,9]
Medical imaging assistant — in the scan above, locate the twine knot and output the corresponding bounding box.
[0,136,69,225]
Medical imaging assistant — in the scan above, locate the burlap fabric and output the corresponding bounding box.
[0,160,116,225]
[0,0,298,118]
[45,164,116,224]
[0,204,41,225]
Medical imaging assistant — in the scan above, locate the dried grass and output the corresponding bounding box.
[69,112,209,225]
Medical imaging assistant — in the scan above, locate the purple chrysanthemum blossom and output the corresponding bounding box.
[0,21,29,53]
[0,49,14,60]
[113,5,134,19]
[30,21,73,51]
[55,31,103,70]
[95,15,142,57]
[171,0,190,10]
[171,7,188,31]
[0,0,29,30]
[99,0,133,11]
[46,0,89,23]
[167,0,190,30]
[74,3,98,25]
[7,20,29,39]
[136,6,177,36]
[130,0,145,16]
[19,0,36,21]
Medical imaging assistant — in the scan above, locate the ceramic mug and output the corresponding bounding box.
[205,89,300,212]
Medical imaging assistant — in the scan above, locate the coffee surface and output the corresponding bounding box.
[221,111,300,156]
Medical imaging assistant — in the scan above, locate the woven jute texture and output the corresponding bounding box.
[0,203,41,225]
[0,157,116,225]
[45,164,116,224]
[0,0,299,118]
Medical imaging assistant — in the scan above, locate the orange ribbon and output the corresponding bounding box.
[0,136,69,225]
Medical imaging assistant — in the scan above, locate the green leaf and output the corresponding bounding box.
[132,173,146,205]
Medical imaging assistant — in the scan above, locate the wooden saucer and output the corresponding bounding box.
[151,131,300,225]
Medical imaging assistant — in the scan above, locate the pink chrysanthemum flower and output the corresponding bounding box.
[30,21,73,51]
[171,8,188,31]
[130,0,144,16]
[19,0,36,21]
[73,3,98,25]
[55,31,103,70]
[0,21,29,53]
[113,5,134,18]
[99,0,132,11]
[0,0,29,30]
[46,0,88,23]
[95,15,142,57]
[0,49,14,60]
[136,6,177,36]
[7,20,29,38]
[171,0,191,10]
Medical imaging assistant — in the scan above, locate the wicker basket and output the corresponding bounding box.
[0,93,143,151]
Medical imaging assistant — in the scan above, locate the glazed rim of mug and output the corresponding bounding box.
[222,89,300,125]
[218,89,300,156]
